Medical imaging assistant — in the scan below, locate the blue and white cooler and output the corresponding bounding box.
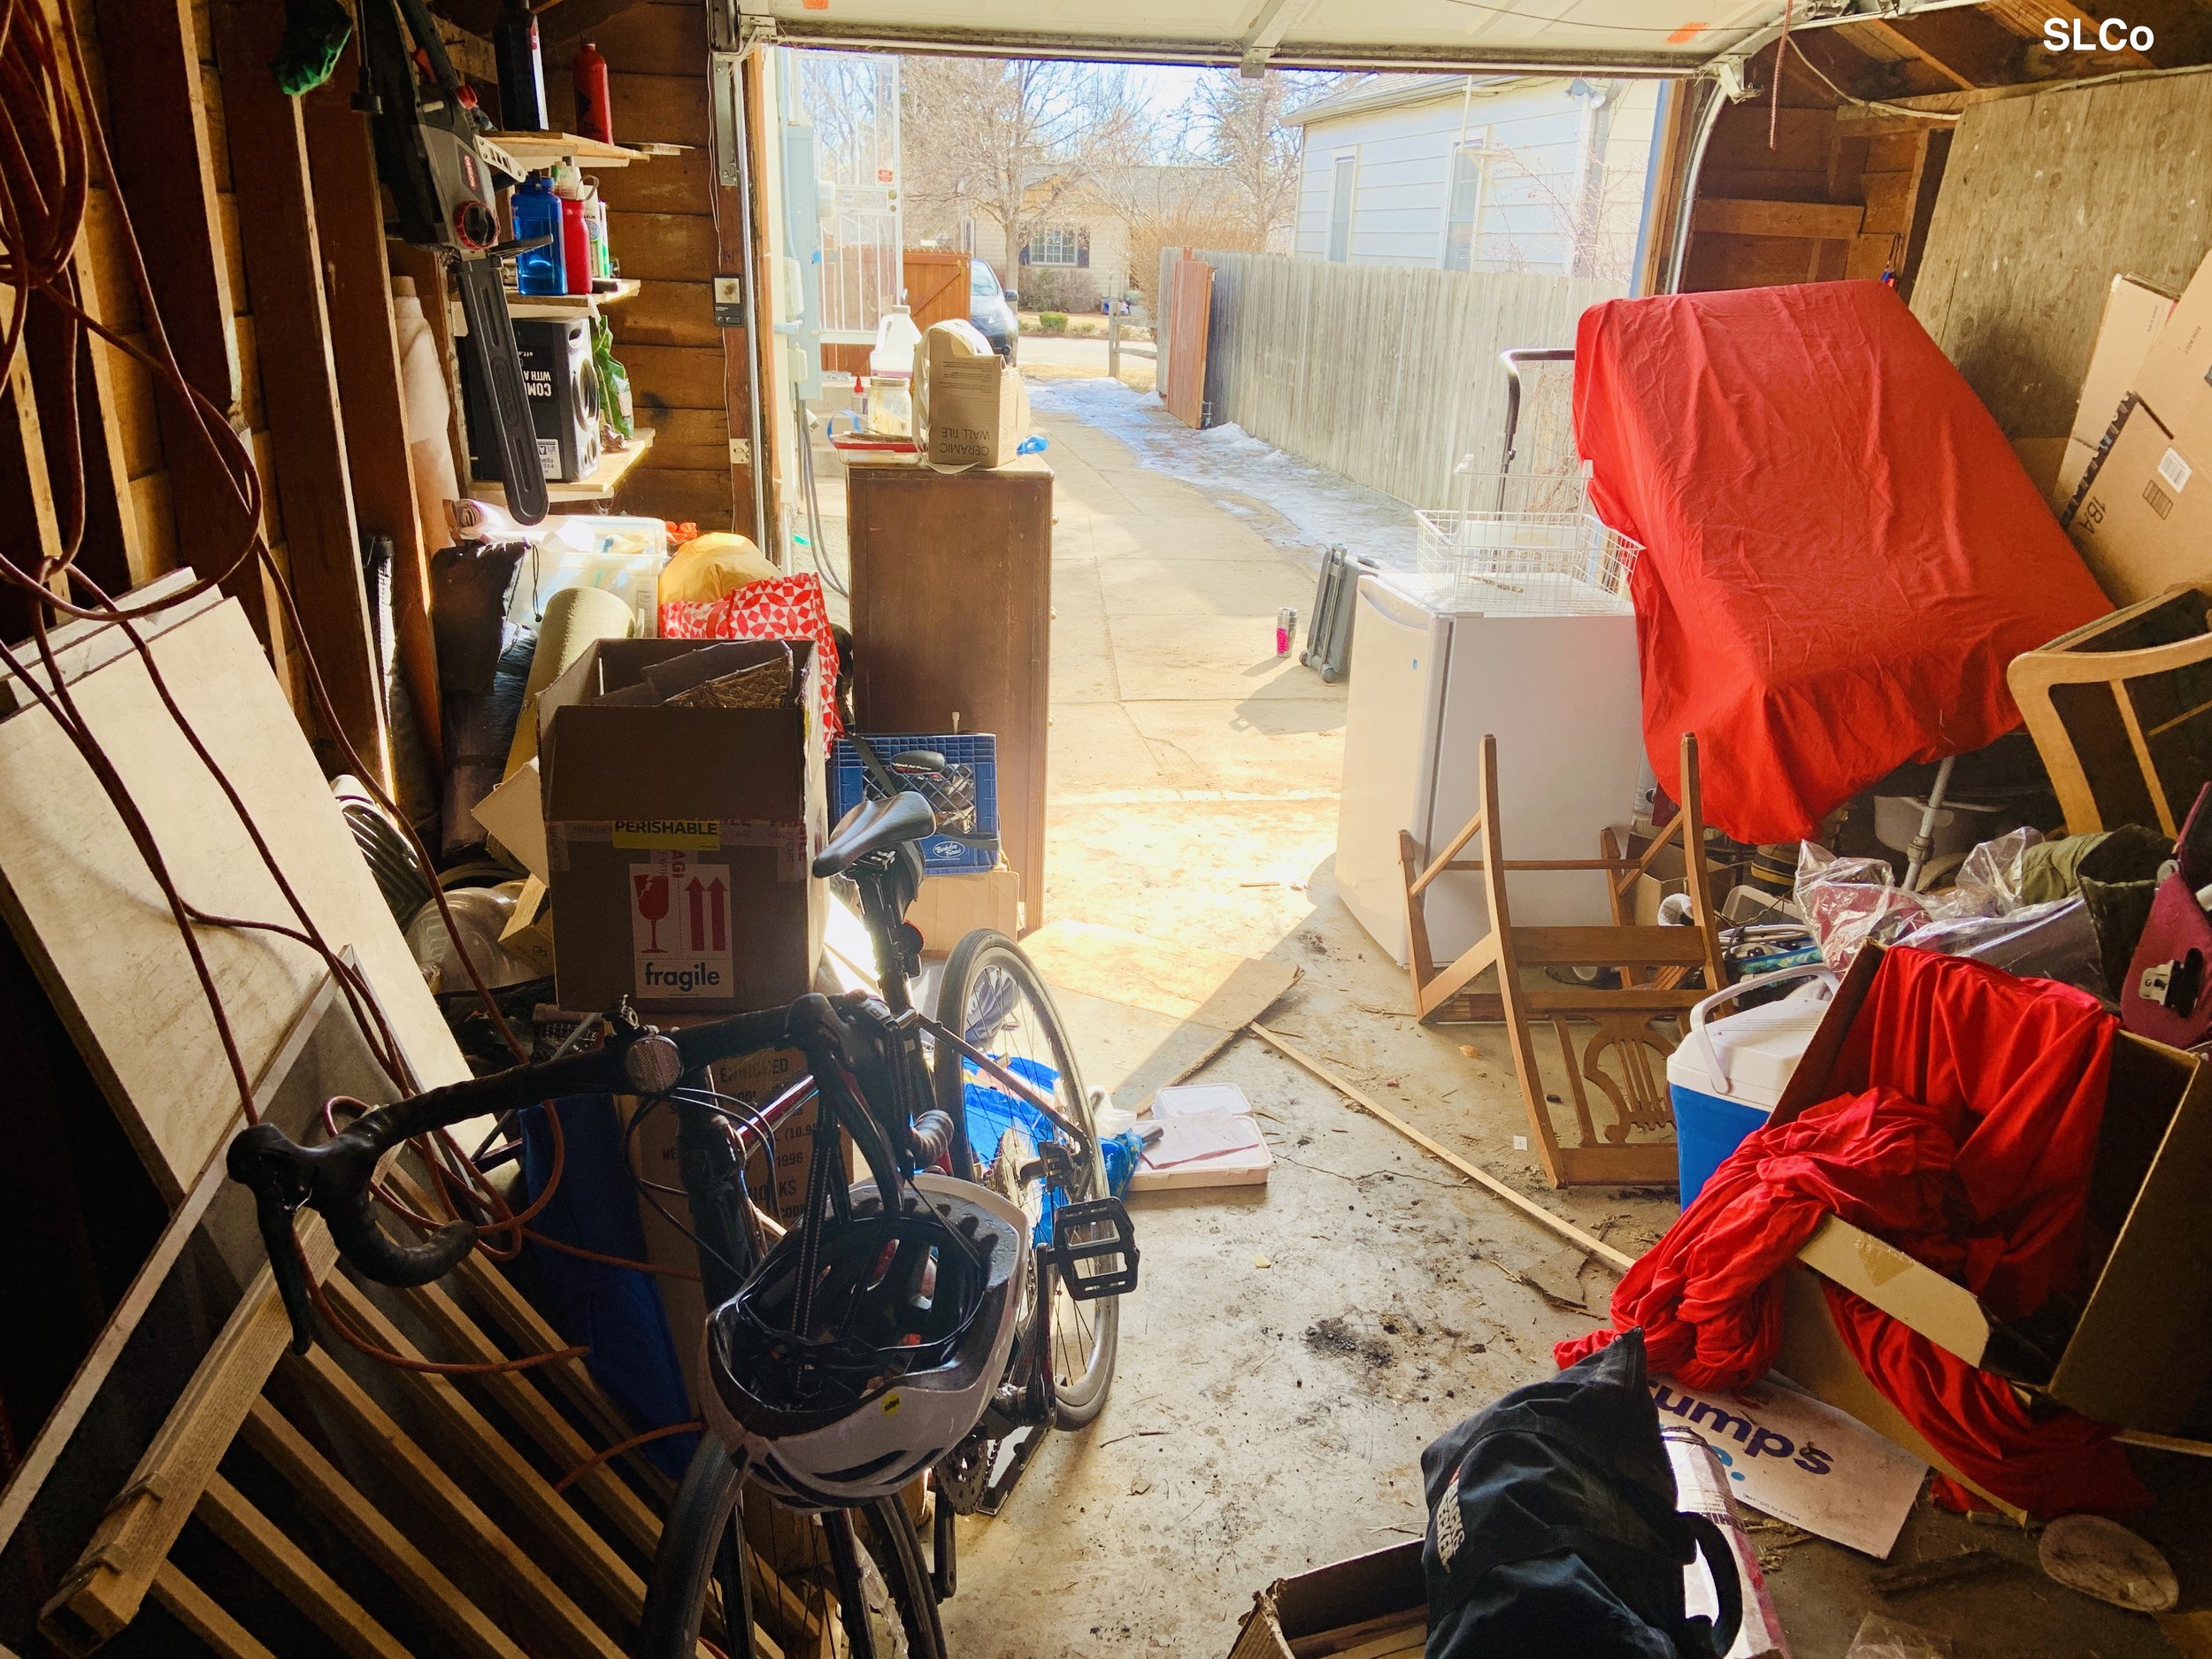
[1667,966,1838,1209]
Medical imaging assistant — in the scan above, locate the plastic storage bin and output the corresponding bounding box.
[1667,966,1836,1208]
[830,733,1000,874]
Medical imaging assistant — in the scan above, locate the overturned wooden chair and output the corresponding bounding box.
[1399,732,1726,1187]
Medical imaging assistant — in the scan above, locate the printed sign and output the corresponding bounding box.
[1651,1375,1926,1558]
[628,850,733,1000]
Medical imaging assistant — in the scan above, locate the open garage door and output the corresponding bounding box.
[730,0,1790,75]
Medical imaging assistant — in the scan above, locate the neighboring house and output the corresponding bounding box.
[1286,73,1663,280]
[968,164,1235,309]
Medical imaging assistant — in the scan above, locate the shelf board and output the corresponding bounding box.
[475,428,656,506]
[503,279,641,320]
[484,131,649,169]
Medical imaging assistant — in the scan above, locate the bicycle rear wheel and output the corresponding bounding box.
[933,930,1119,1427]
[640,1440,942,1659]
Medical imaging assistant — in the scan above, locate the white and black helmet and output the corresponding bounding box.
[701,1174,1029,1509]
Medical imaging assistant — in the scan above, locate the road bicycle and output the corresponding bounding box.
[231,779,1138,1657]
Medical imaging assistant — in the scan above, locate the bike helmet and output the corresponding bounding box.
[701,1173,1028,1509]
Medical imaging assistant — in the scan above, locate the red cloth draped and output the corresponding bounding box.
[1571,282,2111,844]
[1556,949,2145,1517]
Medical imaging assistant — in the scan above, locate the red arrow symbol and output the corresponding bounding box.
[685,878,707,951]
[705,877,727,952]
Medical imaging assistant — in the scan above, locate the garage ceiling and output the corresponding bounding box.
[734,0,1793,74]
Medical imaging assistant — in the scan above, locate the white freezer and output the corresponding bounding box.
[1334,572,1645,966]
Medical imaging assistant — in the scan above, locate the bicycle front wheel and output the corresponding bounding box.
[933,930,1120,1428]
[640,1440,942,1659]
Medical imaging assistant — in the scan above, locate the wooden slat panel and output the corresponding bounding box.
[211,0,386,778]
[609,280,720,349]
[89,0,264,625]
[903,250,972,332]
[626,405,731,471]
[618,342,728,411]
[196,1477,413,1659]
[1509,926,1711,967]
[150,1563,280,1659]
[320,1277,649,1625]
[1691,197,1866,239]
[302,41,438,784]
[595,143,713,215]
[551,0,711,72]
[242,1400,528,1659]
[603,70,710,145]
[604,211,719,284]
[613,464,733,527]
[292,1346,627,1659]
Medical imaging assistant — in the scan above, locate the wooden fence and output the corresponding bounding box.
[1157,249,1622,509]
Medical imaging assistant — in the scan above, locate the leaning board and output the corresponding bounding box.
[0,598,466,1200]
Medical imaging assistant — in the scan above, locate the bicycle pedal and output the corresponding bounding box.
[1047,1198,1138,1301]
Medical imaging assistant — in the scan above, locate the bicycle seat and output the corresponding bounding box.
[813,791,938,879]
[887,749,947,773]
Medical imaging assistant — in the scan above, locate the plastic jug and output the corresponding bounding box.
[511,177,565,296]
[871,304,922,378]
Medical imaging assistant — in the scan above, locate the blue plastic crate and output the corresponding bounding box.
[829,733,1001,874]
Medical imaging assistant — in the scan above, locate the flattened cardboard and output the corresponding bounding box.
[1773,944,2212,1432]
[2066,400,2212,606]
[2074,274,2177,448]
[2133,248,2212,449]
[907,864,1023,957]
[1226,1542,1425,1659]
[538,638,826,1013]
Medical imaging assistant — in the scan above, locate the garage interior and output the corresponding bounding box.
[4,2,2212,1657]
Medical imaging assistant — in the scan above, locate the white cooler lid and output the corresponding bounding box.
[1666,981,1832,1110]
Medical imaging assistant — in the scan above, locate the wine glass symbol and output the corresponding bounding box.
[634,872,671,953]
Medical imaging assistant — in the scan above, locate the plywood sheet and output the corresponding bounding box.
[0,600,465,1200]
[1020,920,1297,1110]
[1910,72,2212,440]
[1162,256,1213,429]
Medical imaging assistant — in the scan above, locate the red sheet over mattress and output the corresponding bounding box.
[1571,282,2110,845]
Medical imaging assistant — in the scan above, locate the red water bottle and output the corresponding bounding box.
[559,195,592,295]
[572,41,611,144]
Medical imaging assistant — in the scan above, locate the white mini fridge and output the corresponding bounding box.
[1333,570,1645,966]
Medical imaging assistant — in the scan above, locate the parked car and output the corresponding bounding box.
[968,258,1018,365]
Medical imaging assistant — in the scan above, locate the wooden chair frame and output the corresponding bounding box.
[1400,732,1727,1187]
[2007,582,2212,839]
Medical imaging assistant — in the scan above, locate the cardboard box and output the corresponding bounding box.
[1775,945,2212,1441]
[2133,249,2212,446]
[2056,435,2098,509]
[1227,1543,1424,1659]
[2067,399,2212,604]
[2073,273,2177,449]
[906,864,1023,956]
[918,321,1030,471]
[473,756,549,882]
[538,638,826,1015]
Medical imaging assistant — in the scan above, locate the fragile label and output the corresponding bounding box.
[2158,446,2193,493]
[629,850,733,999]
[614,818,722,850]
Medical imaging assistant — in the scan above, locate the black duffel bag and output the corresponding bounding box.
[1420,1328,1741,1659]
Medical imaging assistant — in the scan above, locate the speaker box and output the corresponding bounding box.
[467,315,601,483]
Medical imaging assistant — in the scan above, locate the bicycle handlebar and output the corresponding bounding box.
[228,1000,816,1353]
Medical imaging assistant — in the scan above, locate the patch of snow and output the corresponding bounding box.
[1026,378,1418,571]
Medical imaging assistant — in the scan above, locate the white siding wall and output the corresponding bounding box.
[1294,78,1661,282]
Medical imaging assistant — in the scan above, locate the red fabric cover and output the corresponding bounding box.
[1571,282,2111,844]
[1555,949,2146,1517]
[659,572,844,744]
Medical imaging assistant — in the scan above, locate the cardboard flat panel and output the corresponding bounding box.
[2052,1058,2212,1429]
[0,601,465,1201]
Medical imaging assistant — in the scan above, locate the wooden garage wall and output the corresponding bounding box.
[1909,69,2212,441]
[544,3,740,533]
[1680,42,1950,299]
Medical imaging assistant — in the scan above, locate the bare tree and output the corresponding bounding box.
[900,58,1148,287]
[1189,71,1309,247]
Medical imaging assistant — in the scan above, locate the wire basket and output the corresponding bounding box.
[1415,472,1641,617]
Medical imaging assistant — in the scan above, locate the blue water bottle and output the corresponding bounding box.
[511,177,565,296]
